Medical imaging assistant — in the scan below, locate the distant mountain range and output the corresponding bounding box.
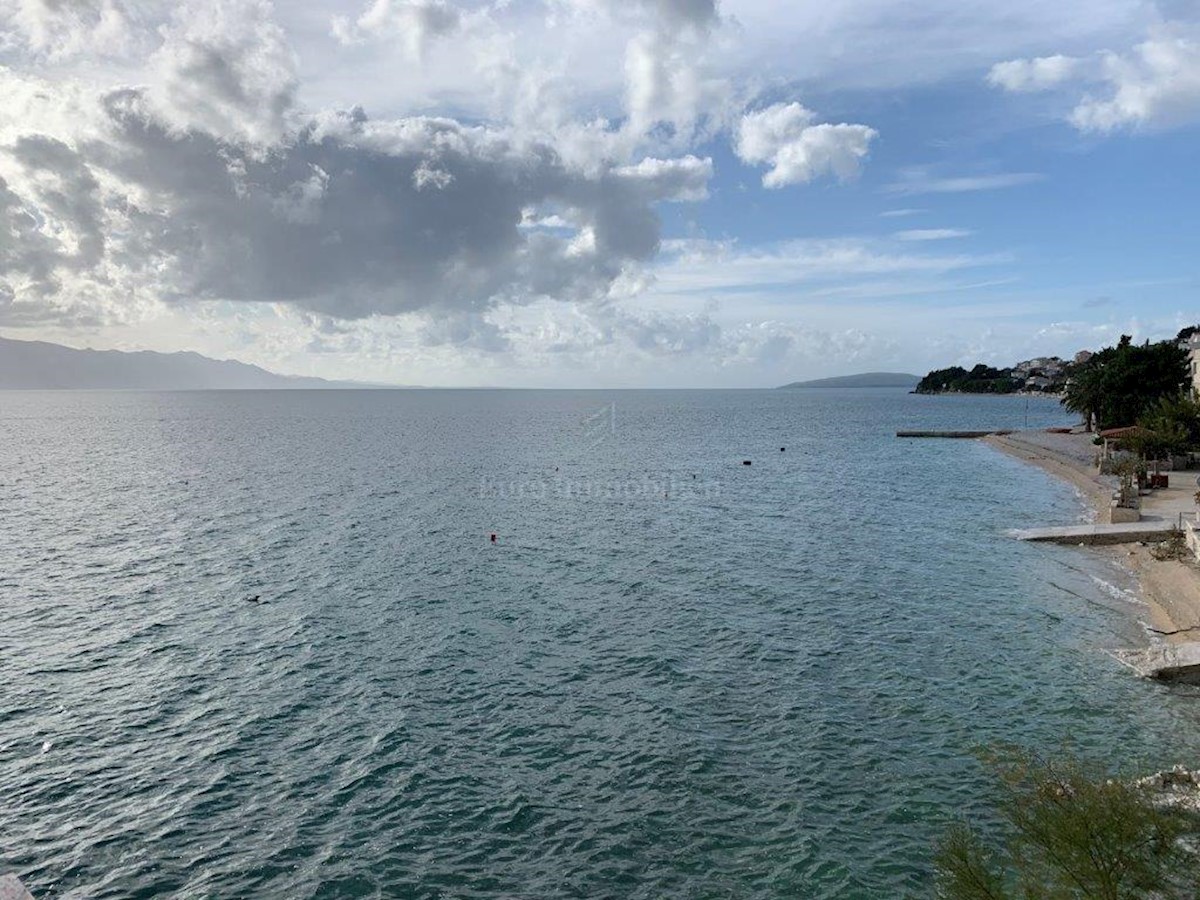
[778,372,921,389]
[0,336,365,390]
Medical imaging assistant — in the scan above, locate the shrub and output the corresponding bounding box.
[935,752,1200,899]
[1151,529,1189,562]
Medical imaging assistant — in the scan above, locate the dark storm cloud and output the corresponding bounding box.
[0,86,710,323]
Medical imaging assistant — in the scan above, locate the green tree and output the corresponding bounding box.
[935,753,1200,899]
[1063,336,1190,430]
[1124,425,1188,464]
[916,365,1020,395]
[1139,395,1200,449]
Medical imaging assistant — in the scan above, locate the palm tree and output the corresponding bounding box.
[1063,362,1103,431]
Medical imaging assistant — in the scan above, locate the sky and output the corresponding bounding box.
[0,0,1198,387]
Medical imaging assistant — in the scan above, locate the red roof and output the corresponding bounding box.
[1099,426,1144,439]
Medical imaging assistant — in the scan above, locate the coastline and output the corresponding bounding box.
[985,431,1200,644]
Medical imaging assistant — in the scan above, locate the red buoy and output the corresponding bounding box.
[490,533,497,543]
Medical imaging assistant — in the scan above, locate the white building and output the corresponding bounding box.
[1183,334,1200,397]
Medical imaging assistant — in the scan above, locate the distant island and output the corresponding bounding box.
[0,335,371,390]
[779,372,920,389]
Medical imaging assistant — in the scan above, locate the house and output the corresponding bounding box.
[1024,375,1054,391]
[1181,334,1200,397]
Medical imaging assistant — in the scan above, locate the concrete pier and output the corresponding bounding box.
[896,430,1014,438]
[1010,521,1176,546]
[1110,642,1200,683]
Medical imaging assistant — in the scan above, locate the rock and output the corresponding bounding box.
[1133,766,1200,813]
[0,875,35,900]
[1109,642,1200,683]
[1159,767,1199,789]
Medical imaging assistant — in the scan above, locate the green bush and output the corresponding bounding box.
[935,752,1200,899]
[1139,396,1200,452]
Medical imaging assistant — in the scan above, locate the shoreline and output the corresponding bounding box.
[985,431,1200,645]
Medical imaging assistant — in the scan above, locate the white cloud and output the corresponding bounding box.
[146,0,298,144]
[611,155,712,201]
[1073,27,1200,131]
[0,0,147,60]
[614,0,735,153]
[330,0,462,58]
[885,169,1044,195]
[650,235,1008,296]
[718,0,1147,94]
[989,24,1200,132]
[319,0,733,168]
[249,0,1154,131]
[894,228,972,241]
[986,54,1084,92]
[623,29,706,141]
[735,103,878,188]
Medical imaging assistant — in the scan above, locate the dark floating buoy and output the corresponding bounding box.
[742,460,752,466]
[490,533,497,543]
[780,447,786,452]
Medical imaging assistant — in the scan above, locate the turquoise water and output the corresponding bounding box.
[2,389,1199,898]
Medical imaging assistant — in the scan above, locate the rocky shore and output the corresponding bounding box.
[1137,767,1200,815]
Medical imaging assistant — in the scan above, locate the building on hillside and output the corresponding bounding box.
[1180,334,1200,397]
[1024,375,1054,391]
[1014,356,1064,378]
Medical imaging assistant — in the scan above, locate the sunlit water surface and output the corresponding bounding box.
[3,389,1199,898]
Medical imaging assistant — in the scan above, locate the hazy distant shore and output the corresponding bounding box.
[985,430,1200,644]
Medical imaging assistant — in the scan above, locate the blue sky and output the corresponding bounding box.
[1,0,1198,386]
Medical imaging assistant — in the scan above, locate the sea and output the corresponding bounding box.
[3,388,1200,899]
